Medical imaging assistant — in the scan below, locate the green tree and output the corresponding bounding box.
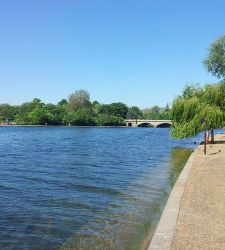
[44,103,65,125]
[95,113,125,126]
[108,102,128,118]
[126,106,143,119]
[57,99,68,106]
[28,107,49,125]
[158,104,171,120]
[67,90,91,112]
[171,84,224,139]
[182,83,203,99]
[203,82,225,110]
[203,35,225,79]
[98,104,111,114]
[64,108,95,126]
[92,101,102,115]
[99,102,128,119]
[0,104,18,123]
[142,105,160,119]
[15,98,44,124]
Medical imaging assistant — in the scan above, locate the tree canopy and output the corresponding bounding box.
[203,35,225,79]
[142,105,171,120]
[126,106,143,119]
[171,83,225,138]
[0,89,170,127]
[67,89,91,112]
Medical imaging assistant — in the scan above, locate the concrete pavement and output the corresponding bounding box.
[148,133,225,250]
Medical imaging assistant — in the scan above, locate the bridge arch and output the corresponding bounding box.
[156,123,171,128]
[137,122,154,128]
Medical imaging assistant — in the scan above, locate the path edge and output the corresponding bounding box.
[147,147,198,250]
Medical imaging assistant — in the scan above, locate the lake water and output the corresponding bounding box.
[0,127,201,250]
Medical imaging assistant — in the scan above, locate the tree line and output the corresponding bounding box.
[0,90,171,126]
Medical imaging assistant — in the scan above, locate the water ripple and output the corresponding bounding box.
[0,127,201,250]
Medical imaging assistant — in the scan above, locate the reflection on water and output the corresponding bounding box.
[0,127,197,250]
[168,148,193,187]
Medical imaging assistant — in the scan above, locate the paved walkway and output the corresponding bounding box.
[171,134,225,250]
[149,133,225,250]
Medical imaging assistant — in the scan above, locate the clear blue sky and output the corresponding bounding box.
[0,0,224,108]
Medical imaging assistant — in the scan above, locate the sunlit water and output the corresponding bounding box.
[0,127,202,250]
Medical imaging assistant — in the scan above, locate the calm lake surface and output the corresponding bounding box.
[0,127,201,250]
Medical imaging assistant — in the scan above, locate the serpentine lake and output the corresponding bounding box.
[0,127,201,250]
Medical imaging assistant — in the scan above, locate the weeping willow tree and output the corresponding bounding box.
[171,35,225,140]
[171,83,225,140]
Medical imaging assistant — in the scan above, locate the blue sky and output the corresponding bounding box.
[0,0,224,108]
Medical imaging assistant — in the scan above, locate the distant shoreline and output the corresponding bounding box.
[0,124,135,128]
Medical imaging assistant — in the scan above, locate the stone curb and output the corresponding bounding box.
[147,147,197,250]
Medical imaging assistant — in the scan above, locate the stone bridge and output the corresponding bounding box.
[125,119,172,128]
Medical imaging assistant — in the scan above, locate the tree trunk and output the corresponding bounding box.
[211,128,214,143]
